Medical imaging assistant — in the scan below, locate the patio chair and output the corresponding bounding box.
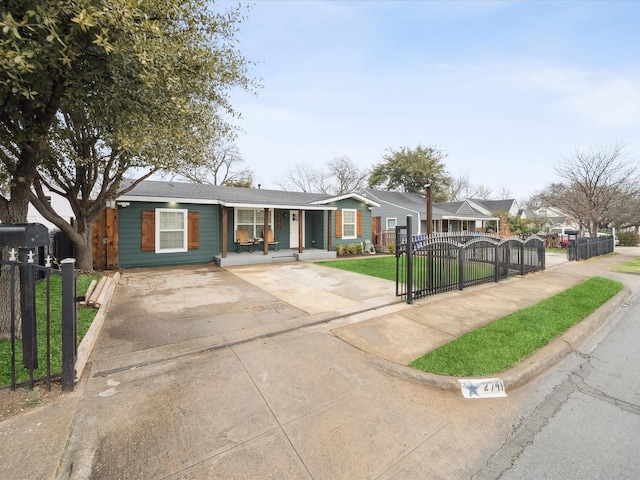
[235,230,253,253]
[263,229,279,251]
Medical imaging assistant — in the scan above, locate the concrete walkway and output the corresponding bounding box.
[0,248,637,479]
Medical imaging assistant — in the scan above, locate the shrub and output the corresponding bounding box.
[388,242,395,254]
[336,243,364,255]
[618,231,638,246]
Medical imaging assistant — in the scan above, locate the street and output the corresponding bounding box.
[476,273,640,479]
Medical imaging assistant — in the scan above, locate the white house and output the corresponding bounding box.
[27,187,74,232]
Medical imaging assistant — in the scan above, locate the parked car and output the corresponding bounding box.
[550,228,578,248]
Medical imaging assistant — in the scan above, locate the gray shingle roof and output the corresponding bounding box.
[469,198,517,214]
[119,180,375,209]
[363,189,497,219]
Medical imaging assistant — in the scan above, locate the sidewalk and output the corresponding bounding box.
[0,249,636,480]
[331,251,631,391]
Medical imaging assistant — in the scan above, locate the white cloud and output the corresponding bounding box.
[508,64,640,127]
[567,78,640,127]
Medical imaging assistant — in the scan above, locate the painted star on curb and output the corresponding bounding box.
[465,382,480,397]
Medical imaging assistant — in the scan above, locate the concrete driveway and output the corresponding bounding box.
[56,261,552,479]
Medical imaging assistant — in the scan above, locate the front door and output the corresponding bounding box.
[289,210,304,248]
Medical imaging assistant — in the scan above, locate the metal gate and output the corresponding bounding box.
[395,216,545,303]
[1,224,78,391]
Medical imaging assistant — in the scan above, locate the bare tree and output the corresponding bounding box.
[172,133,253,187]
[541,143,640,236]
[275,162,329,193]
[447,171,473,201]
[497,185,513,200]
[327,156,369,195]
[473,184,494,200]
[447,171,494,201]
[276,157,368,195]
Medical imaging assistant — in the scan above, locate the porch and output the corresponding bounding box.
[215,248,337,267]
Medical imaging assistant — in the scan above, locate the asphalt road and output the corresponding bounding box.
[476,269,640,479]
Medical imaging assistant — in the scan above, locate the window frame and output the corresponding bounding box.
[386,217,397,230]
[155,208,188,253]
[342,208,357,239]
[234,208,274,241]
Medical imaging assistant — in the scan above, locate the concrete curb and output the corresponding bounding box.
[369,287,631,394]
[74,272,121,382]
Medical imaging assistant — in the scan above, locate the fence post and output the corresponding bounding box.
[458,244,464,290]
[494,244,500,282]
[19,248,38,371]
[520,241,525,276]
[61,258,77,391]
[406,215,413,304]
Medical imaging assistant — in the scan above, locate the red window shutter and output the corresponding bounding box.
[141,211,155,252]
[335,210,342,238]
[357,210,362,238]
[188,211,199,250]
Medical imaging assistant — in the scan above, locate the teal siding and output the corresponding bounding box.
[117,198,373,266]
[119,202,219,268]
[306,211,325,249]
[332,198,373,250]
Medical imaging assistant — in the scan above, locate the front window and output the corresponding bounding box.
[342,209,356,239]
[386,217,397,230]
[236,208,273,240]
[156,209,188,253]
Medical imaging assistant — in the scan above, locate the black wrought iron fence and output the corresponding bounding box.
[396,216,545,303]
[567,235,614,261]
[1,224,78,391]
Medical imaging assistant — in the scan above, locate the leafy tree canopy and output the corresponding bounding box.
[0,0,256,223]
[368,145,451,201]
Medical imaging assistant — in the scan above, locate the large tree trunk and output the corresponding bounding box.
[72,226,94,272]
[0,247,20,340]
[0,165,36,339]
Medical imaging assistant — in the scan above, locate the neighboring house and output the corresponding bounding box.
[363,189,501,246]
[468,198,519,217]
[113,180,380,268]
[532,206,579,231]
[27,186,75,232]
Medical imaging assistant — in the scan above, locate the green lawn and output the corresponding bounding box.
[610,257,640,274]
[318,255,397,281]
[409,276,622,376]
[0,274,99,386]
[318,255,494,285]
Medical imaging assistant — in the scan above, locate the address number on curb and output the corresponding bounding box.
[458,378,507,399]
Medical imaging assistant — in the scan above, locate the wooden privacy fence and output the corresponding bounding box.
[395,216,545,304]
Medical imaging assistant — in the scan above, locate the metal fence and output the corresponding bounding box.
[567,235,614,261]
[0,252,77,391]
[395,216,545,303]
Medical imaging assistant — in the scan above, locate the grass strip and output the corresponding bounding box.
[0,274,99,386]
[409,276,622,376]
[318,256,397,281]
[610,257,640,274]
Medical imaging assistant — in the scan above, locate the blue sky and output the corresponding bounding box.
[225,1,640,201]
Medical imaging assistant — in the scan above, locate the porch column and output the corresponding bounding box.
[263,208,269,255]
[327,210,332,252]
[221,206,228,258]
[298,209,303,254]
